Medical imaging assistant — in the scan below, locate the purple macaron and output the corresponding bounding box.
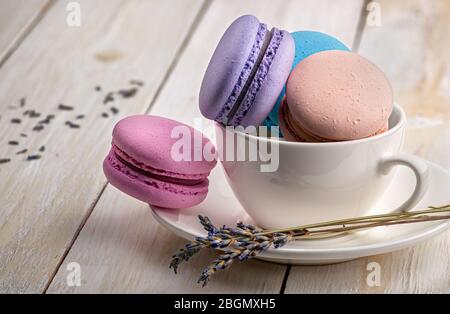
[199,15,294,127]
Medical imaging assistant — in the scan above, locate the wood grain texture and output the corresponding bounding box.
[47,0,365,293]
[47,183,287,293]
[0,0,204,293]
[0,0,52,64]
[286,0,450,293]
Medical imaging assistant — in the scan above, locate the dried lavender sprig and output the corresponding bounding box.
[197,230,297,286]
[196,228,296,286]
[170,215,230,273]
[171,222,301,282]
[169,216,267,275]
[171,204,450,287]
[197,248,239,287]
[169,241,205,274]
[301,214,450,236]
[198,215,218,234]
[255,205,450,236]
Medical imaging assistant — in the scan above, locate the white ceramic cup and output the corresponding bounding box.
[215,104,430,229]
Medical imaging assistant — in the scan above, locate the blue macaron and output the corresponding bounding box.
[264,31,350,126]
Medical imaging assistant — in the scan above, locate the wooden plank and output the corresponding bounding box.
[284,233,450,293]
[286,0,450,293]
[46,0,365,293]
[0,0,52,64]
[0,0,205,293]
[47,185,288,293]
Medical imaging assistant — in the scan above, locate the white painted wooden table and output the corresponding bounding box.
[0,0,449,293]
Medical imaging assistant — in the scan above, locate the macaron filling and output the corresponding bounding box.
[105,150,208,198]
[230,28,284,125]
[216,24,284,126]
[112,144,209,184]
[216,23,268,124]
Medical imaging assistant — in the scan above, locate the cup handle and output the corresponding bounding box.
[378,153,430,213]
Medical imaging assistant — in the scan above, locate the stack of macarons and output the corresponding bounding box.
[278,50,392,142]
[199,14,393,142]
[102,14,394,210]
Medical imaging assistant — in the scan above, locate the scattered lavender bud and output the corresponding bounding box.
[129,80,144,87]
[118,88,137,98]
[95,86,102,91]
[8,141,19,146]
[58,104,74,111]
[110,107,119,115]
[20,97,26,107]
[66,121,80,129]
[39,146,45,152]
[10,118,21,124]
[101,112,109,118]
[26,155,41,161]
[103,92,114,104]
[65,121,80,129]
[38,114,55,125]
[24,110,41,118]
[33,125,44,132]
[75,114,85,120]
[0,158,11,164]
[20,133,27,138]
[16,149,27,155]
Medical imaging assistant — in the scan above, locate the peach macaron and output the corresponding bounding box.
[279,50,393,142]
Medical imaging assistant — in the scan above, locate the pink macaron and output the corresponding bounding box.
[279,50,393,142]
[103,115,217,209]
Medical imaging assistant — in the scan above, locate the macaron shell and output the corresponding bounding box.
[112,115,217,177]
[267,31,350,125]
[286,50,393,141]
[279,98,390,142]
[199,15,262,121]
[278,97,301,141]
[103,150,208,209]
[112,144,206,181]
[236,30,294,127]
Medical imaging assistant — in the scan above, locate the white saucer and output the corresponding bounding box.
[151,160,450,265]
